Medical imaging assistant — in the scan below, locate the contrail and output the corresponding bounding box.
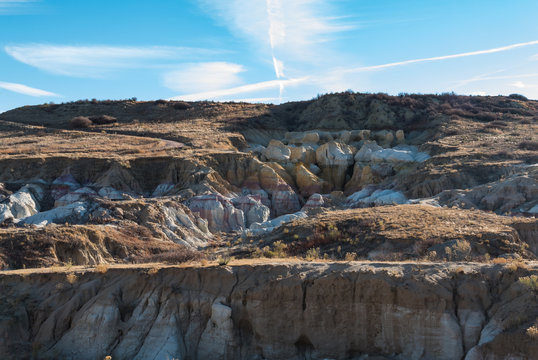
[266,0,285,102]
[345,40,538,73]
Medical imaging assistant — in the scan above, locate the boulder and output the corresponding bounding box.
[263,140,290,162]
[355,142,430,163]
[347,188,408,207]
[289,146,316,164]
[354,141,384,162]
[19,201,90,226]
[295,163,331,198]
[246,211,307,236]
[395,129,405,143]
[301,132,320,144]
[188,194,245,233]
[55,187,97,207]
[0,184,43,222]
[374,130,395,147]
[315,141,355,189]
[309,163,321,175]
[302,193,327,211]
[98,187,127,201]
[232,195,270,226]
[257,165,301,216]
[271,183,301,217]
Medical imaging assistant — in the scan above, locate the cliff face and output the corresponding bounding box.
[1,262,537,360]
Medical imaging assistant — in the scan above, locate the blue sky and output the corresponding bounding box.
[1,0,538,112]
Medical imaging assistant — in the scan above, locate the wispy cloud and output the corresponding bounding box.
[5,44,218,77]
[511,81,537,89]
[454,71,538,88]
[169,77,308,101]
[0,0,38,14]
[344,40,538,74]
[0,81,58,97]
[163,62,244,93]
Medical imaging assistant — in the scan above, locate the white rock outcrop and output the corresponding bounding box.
[55,187,97,207]
[263,140,291,162]
[19,201,90,226]
[347,188,408,207]
[0,184,43,223]
[246,211,307,236]
[315,141,355,189]
[355,142,430,163]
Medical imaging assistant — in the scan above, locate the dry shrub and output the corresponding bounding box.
[519,275,538,291]
[95,263,109,273]
[217,255,233,266]
[290,224,341,254]
[70,116,92,128]
[65,273,77,284]
[344,252,357,261]
[518,141,538,151]
[89,115,117,125]
[492,257,508,264]
[527,326,538,339]
[173,101,191,110]
[147,266,159,275]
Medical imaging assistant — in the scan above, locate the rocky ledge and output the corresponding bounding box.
[1,261,537,360]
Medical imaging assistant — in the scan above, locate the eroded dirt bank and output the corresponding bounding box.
[1,261,537,360]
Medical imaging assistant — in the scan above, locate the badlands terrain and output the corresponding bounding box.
[0,92,537,359]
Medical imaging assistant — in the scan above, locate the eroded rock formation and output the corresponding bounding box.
[0,263,536,360]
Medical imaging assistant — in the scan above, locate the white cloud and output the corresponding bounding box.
[0,81,58,97]
[198,0,354,99]
[169,77,308,101]
[5,44,217,77]
[511,81,536,89]
[163,62,245,93]
[469,91,486,96]
[199,0,352,59]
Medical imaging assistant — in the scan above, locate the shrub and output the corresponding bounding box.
[518,141,538,151]
[263,240,288,258]
[154,99,168,105]
[217,255,233,266]
[527,326,538,339]
[95,264,109,273]
[508,93,528,101]
[65,273,77,284]
[173,101,191,110]
[89,115,117,125]
[305,247,320,261]
[344,252,357,261]
[70,116,92,128]
[519,275,538,291]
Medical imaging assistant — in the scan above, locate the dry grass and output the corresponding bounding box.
[527,325,538,339]
[253,205,535,262]
[65,273,77,284]
[94,264,109,273]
